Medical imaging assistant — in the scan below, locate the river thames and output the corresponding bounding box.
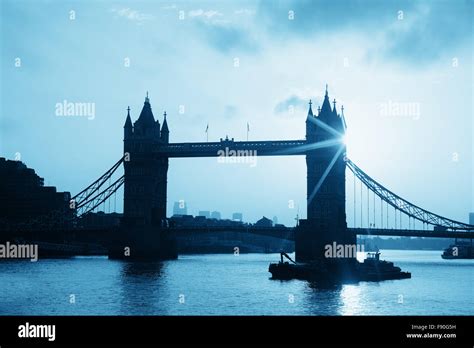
[0,250,472,315]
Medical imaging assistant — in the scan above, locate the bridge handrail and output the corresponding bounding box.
[156,140,307,151]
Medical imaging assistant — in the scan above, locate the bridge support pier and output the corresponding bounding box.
[108,224,177,260]
[295,219,356,262]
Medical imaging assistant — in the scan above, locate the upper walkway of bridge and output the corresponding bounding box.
[153,138,310,157]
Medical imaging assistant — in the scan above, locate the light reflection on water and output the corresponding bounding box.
[0,250,472,315]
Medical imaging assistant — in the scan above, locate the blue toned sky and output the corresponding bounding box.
[0,0,472,226]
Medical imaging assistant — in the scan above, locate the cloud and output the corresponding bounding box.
[188,9,223,19]
[224,105,237,118]
[111,8,153,22]
[194,21,259,53]
[234,9,255,16]
[380,1,472,63]
[257,0,472,65]
[258,0,396,35]
[179,8,258,53]
[274,95,311,114]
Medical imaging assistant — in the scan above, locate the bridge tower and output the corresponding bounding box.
[296,86,354,262]
[117,94,174,259]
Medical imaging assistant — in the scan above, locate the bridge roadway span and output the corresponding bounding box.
[170,226,474,240]
[154,139,309,157]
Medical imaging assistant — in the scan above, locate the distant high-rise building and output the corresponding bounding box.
[173,201,187,216]
[272,216,278,225]
[470,212,474,225]
[199,211,210,219]
[210,211,221,220]
[232,212,243,221]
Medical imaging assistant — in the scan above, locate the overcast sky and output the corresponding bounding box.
[1,0,472,226]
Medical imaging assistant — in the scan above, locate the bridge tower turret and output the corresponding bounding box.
[305,99,316,143]
[161,111,169,143]
[124,106,133,139]
[297,85,353,262]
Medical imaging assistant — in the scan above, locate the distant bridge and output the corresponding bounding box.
[169,225,474,241]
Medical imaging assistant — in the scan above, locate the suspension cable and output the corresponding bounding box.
[354,171,356,227]
[360,179,363,228]
[367,185,369,228]
[346,158,474,230]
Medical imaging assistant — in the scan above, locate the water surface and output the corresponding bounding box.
[0,250,472,315]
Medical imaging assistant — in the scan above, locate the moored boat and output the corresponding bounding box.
[269,251,411,282]
[441,242,474,259]
[356,252,411,281]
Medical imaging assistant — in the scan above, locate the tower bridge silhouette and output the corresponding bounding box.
[68,87,473,260]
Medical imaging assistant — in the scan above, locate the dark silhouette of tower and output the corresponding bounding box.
[296,86,354,262]
[114,94,175,259]
[123,94,169,226]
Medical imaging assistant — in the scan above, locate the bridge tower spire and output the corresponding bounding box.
[124,106,133,139]
[306,99,317,143]
[161,111,169,143]
[320,85,332,115]
[332,98,338,117]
